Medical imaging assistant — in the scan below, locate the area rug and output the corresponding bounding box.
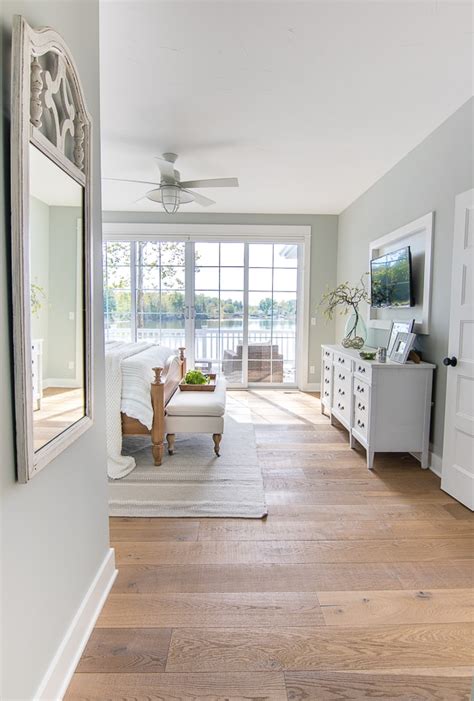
[108,397,267,518]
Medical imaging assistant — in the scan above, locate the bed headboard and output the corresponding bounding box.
[163,353,184,405]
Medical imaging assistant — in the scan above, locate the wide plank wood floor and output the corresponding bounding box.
[66,389,474,700]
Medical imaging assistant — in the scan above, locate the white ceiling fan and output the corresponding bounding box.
[104,152,239,214]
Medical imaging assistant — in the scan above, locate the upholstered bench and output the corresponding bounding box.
[164,377,226,457]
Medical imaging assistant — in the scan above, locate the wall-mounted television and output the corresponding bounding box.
[370,246,414,308]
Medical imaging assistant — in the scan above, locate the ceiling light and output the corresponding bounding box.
[146,185,194,214]
[160,184,180,214]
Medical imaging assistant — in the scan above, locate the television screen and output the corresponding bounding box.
[370,246,414,308]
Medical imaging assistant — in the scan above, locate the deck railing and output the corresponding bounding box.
[106,327,297,362]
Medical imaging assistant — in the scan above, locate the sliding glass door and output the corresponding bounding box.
[248,243,298,384]
[104,239,301,387]
[193,242,245,384]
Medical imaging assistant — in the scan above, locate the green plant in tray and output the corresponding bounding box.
[184,369,210,385]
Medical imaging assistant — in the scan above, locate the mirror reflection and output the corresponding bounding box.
[29,144,85,451]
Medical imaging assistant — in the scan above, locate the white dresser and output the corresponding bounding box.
[321,344,435,469]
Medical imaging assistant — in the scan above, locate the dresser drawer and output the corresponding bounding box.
[323,348,333,361]
[333,395,350,423]
[335,352,351,368]
[354,361,372,382]
[322,360,332,389]
[334,364,350,390]
[354,393,369,415]
[354,403,368,439]
[334,376,350,403]
[354,378,370,399]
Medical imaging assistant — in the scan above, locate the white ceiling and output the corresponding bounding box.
[100,1,473,214]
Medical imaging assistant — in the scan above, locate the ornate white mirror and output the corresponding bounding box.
[11,17,93,482]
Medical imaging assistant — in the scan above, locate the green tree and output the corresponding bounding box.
[259,297,275,316]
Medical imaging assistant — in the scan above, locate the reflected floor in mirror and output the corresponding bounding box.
[33,388,84,451]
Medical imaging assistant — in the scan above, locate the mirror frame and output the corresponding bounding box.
[11,16,93,482]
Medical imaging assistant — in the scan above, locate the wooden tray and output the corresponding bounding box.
[179,373,217,391]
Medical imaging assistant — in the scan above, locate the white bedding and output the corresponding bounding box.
[105,341,177,479]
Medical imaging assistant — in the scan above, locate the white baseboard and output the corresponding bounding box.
[410,449,443,477]
[429,449,442,478]
[300,382,321,392]
[35,548,117,701]
[43,378,81,390]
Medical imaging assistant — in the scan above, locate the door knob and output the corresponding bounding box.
[443,356,458,367]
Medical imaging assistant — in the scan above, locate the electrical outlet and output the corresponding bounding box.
[311,317,316,326]
[310,365,315,374]
[68,361,75,370]
[69,311,75,321]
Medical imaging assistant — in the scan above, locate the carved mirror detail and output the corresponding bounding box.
[11,17,93,482]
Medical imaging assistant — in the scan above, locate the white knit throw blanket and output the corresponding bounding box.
[105,342,156,480]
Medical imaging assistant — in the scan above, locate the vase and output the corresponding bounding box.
[342,309,367,350]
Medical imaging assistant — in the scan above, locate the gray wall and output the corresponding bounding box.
[103,211,339,385]
[1,3,109,699]
[48,205,82,380]
[30,201,81,381]
[337,98,474,459]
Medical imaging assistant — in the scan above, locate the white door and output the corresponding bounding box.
[441,188,474,510]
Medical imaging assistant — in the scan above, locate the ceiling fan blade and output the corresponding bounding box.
[103,177,160,186]
[183,189,215,207]
[155,157,176,182]
[179,177,239,189]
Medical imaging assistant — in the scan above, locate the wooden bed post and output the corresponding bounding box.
[151,367,165,466]
[178,347,186,377]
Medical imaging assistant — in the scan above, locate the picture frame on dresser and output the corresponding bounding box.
[387,319,415,356]
[389,332,417,364]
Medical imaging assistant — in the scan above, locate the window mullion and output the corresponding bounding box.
[130,241,137,343]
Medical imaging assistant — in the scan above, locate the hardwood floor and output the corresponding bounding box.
[66,390,474,700]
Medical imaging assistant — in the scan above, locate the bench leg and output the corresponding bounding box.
[167,433,176,455]
[213,433,222,457]
[152,441,164,466]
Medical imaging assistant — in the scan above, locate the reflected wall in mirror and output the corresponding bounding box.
[29,145,86,451]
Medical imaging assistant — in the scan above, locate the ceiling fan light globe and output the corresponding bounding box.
[160,184,180,214]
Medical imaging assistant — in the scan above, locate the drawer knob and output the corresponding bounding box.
[358,402,365,411]
[357,419,365,428]
[338,389,345,395]
[357,385,364,393]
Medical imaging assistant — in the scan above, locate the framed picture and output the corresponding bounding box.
[389,332,417,364]
[387,319,415,356]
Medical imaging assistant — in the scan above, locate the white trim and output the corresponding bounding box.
[409,447,442,476]
[300,382,321,392]
[34,548,117,701]
[43,378,81,389]
[298,233,311,389]
[103,222,311,242]
[368,212,433,335]
[429,450,443,478]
